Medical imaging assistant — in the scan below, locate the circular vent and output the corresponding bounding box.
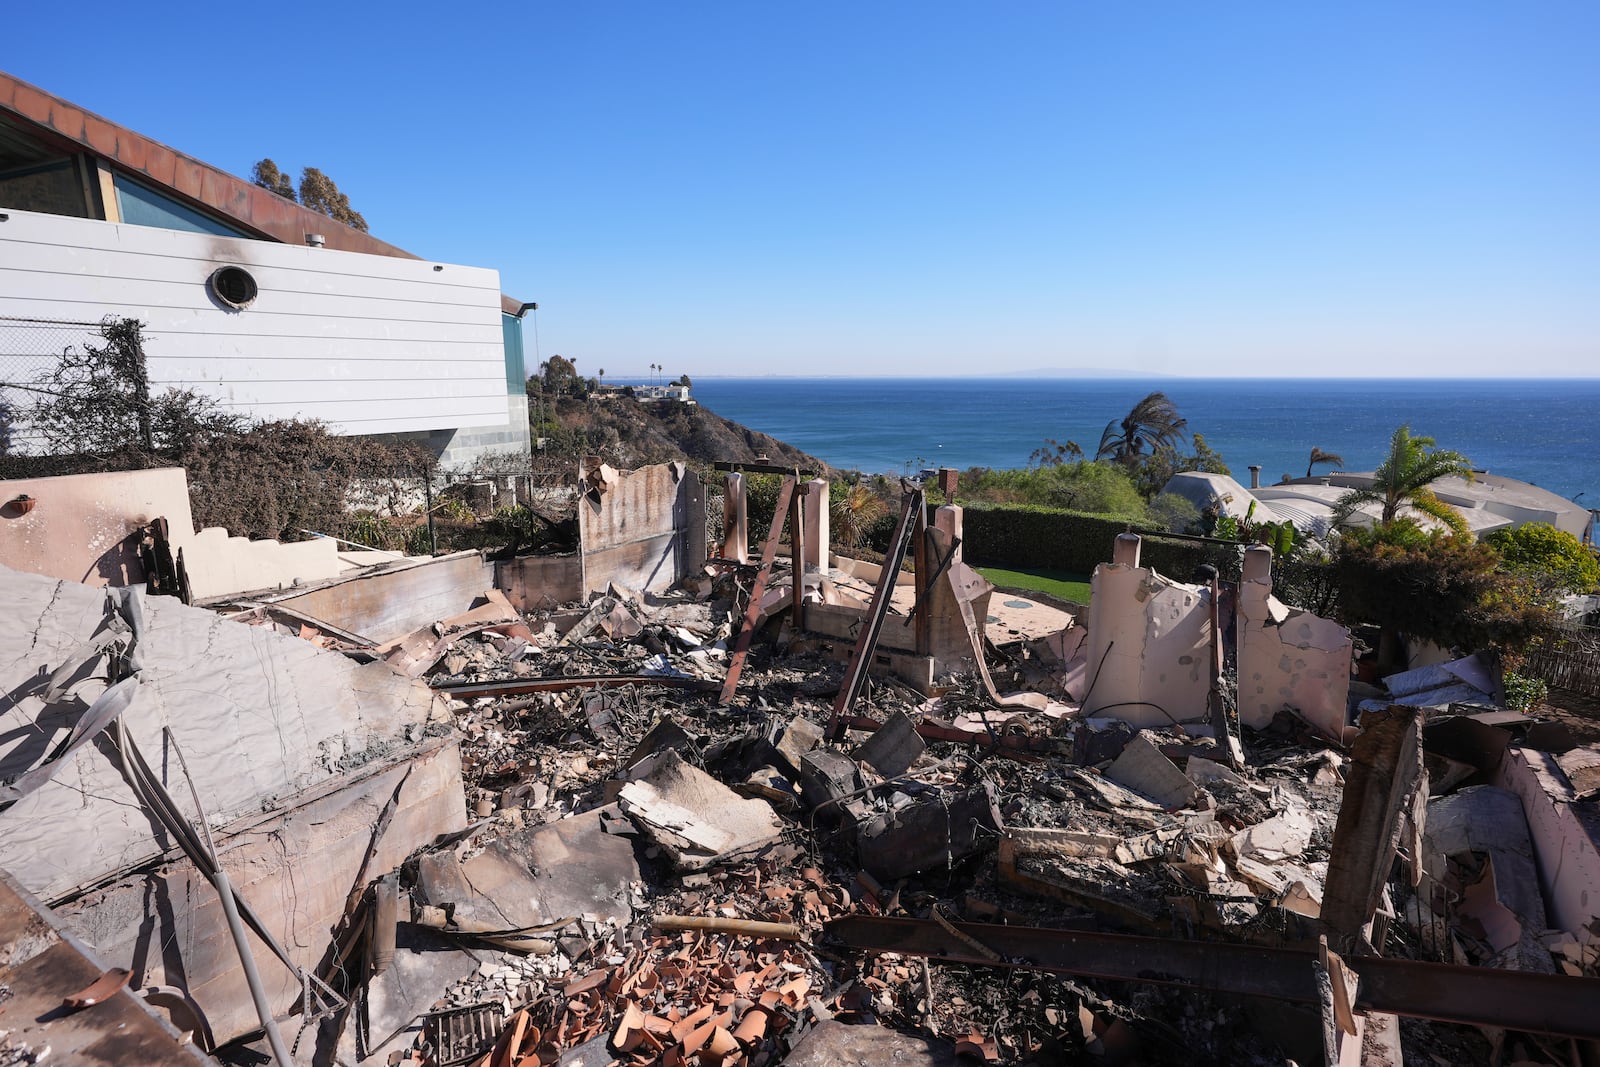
[208,266,258,309]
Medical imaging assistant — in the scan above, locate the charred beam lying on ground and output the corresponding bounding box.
[435,675,720,699]
[827,915,1600,1040]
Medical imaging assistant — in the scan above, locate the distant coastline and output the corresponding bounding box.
[687,377,1600,505]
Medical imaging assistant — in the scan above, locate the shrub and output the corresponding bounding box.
[1503,670,1548,711]
[1485,522,1600,596]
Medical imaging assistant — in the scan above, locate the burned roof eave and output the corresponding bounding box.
[0,70,528,314]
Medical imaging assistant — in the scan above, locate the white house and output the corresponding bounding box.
[0,70,531,466]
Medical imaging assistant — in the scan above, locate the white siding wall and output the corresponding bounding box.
[0,209,510,435]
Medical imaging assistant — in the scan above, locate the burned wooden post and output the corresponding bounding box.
[718,475,797,705]
[1321,705,1425,951]
[826,484,925,739]
[790,481,806,633]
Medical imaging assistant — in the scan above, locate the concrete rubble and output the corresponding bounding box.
[0,463,1597,1067]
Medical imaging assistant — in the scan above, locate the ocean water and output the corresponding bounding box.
[689,378,1600,506]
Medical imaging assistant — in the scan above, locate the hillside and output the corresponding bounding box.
[535,394,826,471]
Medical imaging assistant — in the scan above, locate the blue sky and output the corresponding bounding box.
[8,2,1599,378]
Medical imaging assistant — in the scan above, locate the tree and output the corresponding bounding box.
[1132,432,1230,498]
[1029,438,1083,468]
[1095,391,1188,464]
[675,374,692,389]
[830,481,888,549]
[1485,522,1600,597]
[296,167,368,232]
[1305,447,1345,478]
[1336,522,1552,671]
[251,158,297,201]
[1331,426,1472,534]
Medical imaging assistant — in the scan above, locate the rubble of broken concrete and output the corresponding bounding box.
[2,463,1599,1067]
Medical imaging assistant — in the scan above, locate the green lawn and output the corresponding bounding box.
[977,566,1093,607]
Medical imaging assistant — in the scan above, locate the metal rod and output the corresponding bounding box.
[162,727,293,1067]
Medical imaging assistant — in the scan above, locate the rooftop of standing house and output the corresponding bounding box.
[0,70,527,314]
[1164,467,1593,541]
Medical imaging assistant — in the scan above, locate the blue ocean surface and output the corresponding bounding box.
[689,378,1600,506]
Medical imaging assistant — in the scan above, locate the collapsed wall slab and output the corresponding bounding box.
[56,740,466,1047]
[266,550,496,643]
[0,562,451,903]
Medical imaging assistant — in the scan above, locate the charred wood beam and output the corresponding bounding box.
[827,485,924,738]
[826,916,1600,1040]
[435,675,719,699]
[713,461,821,477]
[1321,706,1424,950]
[718,475,797,704]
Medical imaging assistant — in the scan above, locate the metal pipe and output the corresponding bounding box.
[214,866,295,1067]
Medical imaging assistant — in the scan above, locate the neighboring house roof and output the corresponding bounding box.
[1161,472,1261,521]
[1160,467,1589,541]
[0,70,525,316]
[1273,471,1591,539]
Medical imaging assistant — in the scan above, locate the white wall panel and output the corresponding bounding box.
[0,210,511,435]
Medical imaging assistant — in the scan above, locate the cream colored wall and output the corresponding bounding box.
[0,467,342,599]
[1081,535,1211,726]
[1235,545,1353,737]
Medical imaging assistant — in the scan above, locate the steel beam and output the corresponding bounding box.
[826,916,1600,1040]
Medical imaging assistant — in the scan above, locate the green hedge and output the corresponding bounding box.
[960,503,1240,581]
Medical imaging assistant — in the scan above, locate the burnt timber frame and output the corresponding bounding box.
[827,915,1600,1041]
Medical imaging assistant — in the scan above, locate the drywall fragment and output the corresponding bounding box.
[618,750,784,869]
[856,781,1004,881]
[1230,805,1314,863]
[1105,732,1199,810]
[1186,756,1245,788]
[415,807,639,931]
[851,710,926,778]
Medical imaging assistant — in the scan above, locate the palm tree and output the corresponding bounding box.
[1305,447,1345,478]
[1095,391,1188,463]
[1331,426,1472,533]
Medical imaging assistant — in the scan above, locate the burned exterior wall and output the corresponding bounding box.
[1235,545,1353,736]
[268,550,496,643]
[0,563,449,903]
[1081,535,1211,726]
[0,466,196,587]
[578,462,706,596]
[0,467,344,599]
[1495,745,1600,944]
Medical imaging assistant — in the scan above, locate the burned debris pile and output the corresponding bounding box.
[1,463,1598,1067]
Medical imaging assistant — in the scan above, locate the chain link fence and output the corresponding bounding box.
[0,315,103,455]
